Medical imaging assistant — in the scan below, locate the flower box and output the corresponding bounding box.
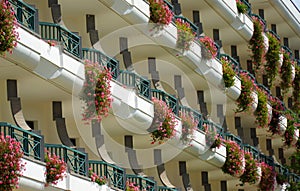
[199,143,227,168]
[188,129,206,155]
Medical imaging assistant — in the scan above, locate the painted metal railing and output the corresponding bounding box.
[259,153,274,166]
[119,70,151,99]
[0,122,44,161]
[163,0,174,12]
[126,174,157,191]
[45,144,88,176]
[89,160,125,190]
[151,89,178,115]
[82,48,120,79]
[282,45,293,57]
[174,15,199,36]
[203,120,223,136]
[224,132,242,146]
[219,53,240,73]
[268,30,281,41]
[178,105,204,131]
[289,173,300,182]
[251,13,267,31]
[240,0,252,15]
[39,22,82,58]
[8,0,38,32]
[275,163,289,175]
[158,186,178,191]
[243,144,260,160]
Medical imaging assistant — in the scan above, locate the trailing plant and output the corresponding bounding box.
[0,133,24,191]
[284,118,297,147]
[203,123,222,149]
[287,182,300,191]
[236,0,248,14]
[265,33,281,87]
[289,150,300,174]
[126,180,142,191]
[292,65,300,115]
[276,173,288,185]
[254,88,269,128]
[44,150,67,186]
[149,0,173,30]
[269,97,285,135]
[249,17,265,72]
[221,58,236,88]
[222,140,245,177]
[239,152,260,185]
[179,111,197,145]
[235,72,255,113]
[175,18,195,53]
[0,0,18,55]
[199,36,218,59]
[280,52,293,94]
[149,97,177,144]
[259,162,276,191]
[89,168,107,186]
[81,60,113,122]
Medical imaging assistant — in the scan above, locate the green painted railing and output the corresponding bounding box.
[158,186,178,191]
[151,89,178,115]
[82,48,120,79]
[203,120,223,135]
[219,53,240,72]
[224,132,242,145]
[275,163,289,175]
[119,70,151,99]
[240,0,252,14]
[89,160,125,190]
[126,174,157,191]
[174,15,199,36]
[268,30,280,41]
[45,144,88,176]
[39,22,82,58]
[8,0,37,32]
[259,153,274,166]
[251,13,266,30]
[179,105,204,131]
[0,122,44,161]
[289,173,300,182]
[163,0,174,12]
[282,45,293,57]
[243,144,260,160]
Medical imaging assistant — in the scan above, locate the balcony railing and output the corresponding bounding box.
[45,144,88,176]
[174,15,199,36]
[251,13,266,31]
[282,45,293,57]
[89,160,125,190]
[39,22,82,58]
[240,0,252,15]
[224,132,242,145]
[203,120,223,135]
[243,144,260,160]
[151,89,178,115]
[119,70,151,99]
[219,53,241,73]
[178,105,204,131]
[82,48,120,79]
[158,186,178,191]
[268,30,281,41]
[8,0,38,33]
[0,122,44,161]
[126,174,157,191]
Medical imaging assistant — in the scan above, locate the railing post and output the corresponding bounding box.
[84,152,89,177]
[40,134,45,162]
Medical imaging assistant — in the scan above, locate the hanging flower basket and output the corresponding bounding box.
[239,152,261,186]
[149,97,177,144]
[89,168,107,186]
[280,52,293,94]
[254,88,269,128]
[148,0,173,37]
[80,60,113,122]
[0,133,24,191]
[236,0,248,14]
[44,150,67,186]
[0,0,19,55]
[221,57,236,88]
[259,162,276,191]
[175,18,195,55]
[199,36,218,59]
[222,140,245,177]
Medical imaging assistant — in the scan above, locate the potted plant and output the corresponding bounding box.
[236,0,248,14]
[265,33,281,87]
[239,152,261,185]
[280,52,293,94]
[44,150,67,186]
[179,111,197,145]
[149,97,177,144]
[259,162,276,191]
[0,0,18,55]
[126,180,141,191]
[254,88,269,128]
[199,36,218,59]
[269,97,286,135]
[175,18,195,55]
[284,118,297,147]
[222,140,245,177]
[88,168,107,186]
[149,0,173,34]
[221,58,236,88]
[0,133,24,191]
[203,123,222,149]
[292,65,300,114]
[276,173,288,186]
[81,60,113,122]
[235,72,255,113]
[249,16,265,72]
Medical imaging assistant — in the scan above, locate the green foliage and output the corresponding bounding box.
[265,33,280,87]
